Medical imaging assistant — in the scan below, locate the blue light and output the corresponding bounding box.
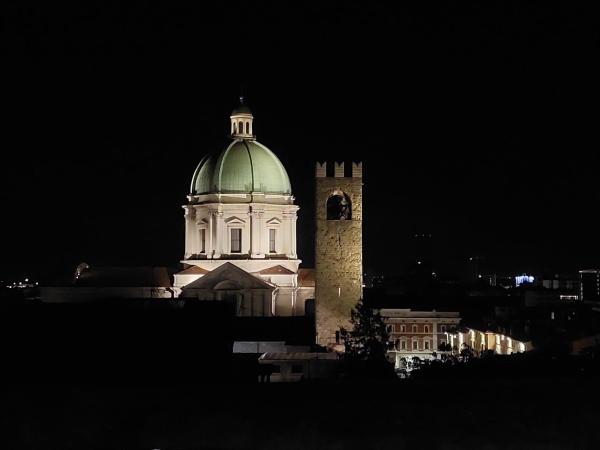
[515,275,535,287]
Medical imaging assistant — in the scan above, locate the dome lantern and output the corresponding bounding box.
[230,96,254,139]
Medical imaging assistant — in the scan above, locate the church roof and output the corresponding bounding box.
[231,104,252,115]
[259,352,339,361]
[75,266,172,287]
[182,262,275,291]
[191,140,291,195]
[298,268,315,287]
[176,266,210,275]
[257,265,295,275]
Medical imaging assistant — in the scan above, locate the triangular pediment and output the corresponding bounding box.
[257,265,295,275]
[176,266,210,275]
[266,217,282,225]
[224,216,246,225]
[196,218,209,225]
[182,262,274,290]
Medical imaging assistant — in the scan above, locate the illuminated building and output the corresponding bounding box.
[579,269,600,302]
[447,328,532,355]
[515,274,535,287]
[173,98,315,316]
[314,160,363,347]
[41,100,315,316]
[380,308,461,369]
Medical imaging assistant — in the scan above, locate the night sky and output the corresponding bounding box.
[2,1,599,283]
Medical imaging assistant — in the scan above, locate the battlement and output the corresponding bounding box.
[315,161,363,178]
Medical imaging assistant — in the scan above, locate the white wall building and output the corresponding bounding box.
[173,99,314,316]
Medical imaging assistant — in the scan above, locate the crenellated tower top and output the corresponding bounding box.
[315,161,363,178]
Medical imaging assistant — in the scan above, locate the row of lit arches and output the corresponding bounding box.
[232,121,251,135]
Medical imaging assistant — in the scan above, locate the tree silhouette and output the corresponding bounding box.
[340,299,391,361]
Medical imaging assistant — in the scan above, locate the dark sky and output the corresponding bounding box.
[2,1,599,282]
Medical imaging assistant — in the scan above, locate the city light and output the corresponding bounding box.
[515,274,535,287]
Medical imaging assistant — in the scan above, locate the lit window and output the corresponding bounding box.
[269,229,276,253]
[230,228,242,253]
[200,229,206,253]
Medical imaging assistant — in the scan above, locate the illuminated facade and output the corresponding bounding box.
[173,99,314,316]
[447,328,532,355]
[315,162,363,347]
[381,309,461,369]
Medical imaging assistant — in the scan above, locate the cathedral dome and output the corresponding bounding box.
[191,140,292,195]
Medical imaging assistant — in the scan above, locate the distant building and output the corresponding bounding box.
[380,308,461,369]
[40,265,175,302]
[515,274,535,287]
[539,273,579,291]
[579,269,600,302]
[448,328,532,355]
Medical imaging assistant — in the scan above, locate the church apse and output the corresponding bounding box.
[315,161,363,347]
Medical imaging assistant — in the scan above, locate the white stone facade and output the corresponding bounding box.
[173,103,314,317]
[182,198,299,261]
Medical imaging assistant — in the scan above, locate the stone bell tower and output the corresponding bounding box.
[315,161,363,347]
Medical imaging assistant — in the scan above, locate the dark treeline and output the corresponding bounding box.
[2,300,235,383]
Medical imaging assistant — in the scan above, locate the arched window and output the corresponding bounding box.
[239,121,244,133]
[233,122,237,134]
[246,122,250,134]
[326,192,352,220]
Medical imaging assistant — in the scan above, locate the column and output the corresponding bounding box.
[257,210,264,256]
[250,208,264,258]
[214,210,224,258]
[432,322,438,354]
[290,213,298,259]
[207,209,215,258]
[183,206,193,259]
[282,212,292,257]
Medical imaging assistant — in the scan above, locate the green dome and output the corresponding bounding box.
[191,140,292,195]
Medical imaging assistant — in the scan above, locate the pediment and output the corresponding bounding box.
[266,217,282,225]
[182,262,274,291]
[225,216,246,225]
[196,218,209,225]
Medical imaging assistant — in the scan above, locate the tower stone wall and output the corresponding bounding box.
[315,162,363,347]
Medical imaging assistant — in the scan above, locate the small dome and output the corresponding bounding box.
[191,140,292,195]
[231,104,252,115]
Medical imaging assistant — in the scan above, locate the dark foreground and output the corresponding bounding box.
[4,376,600,449]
